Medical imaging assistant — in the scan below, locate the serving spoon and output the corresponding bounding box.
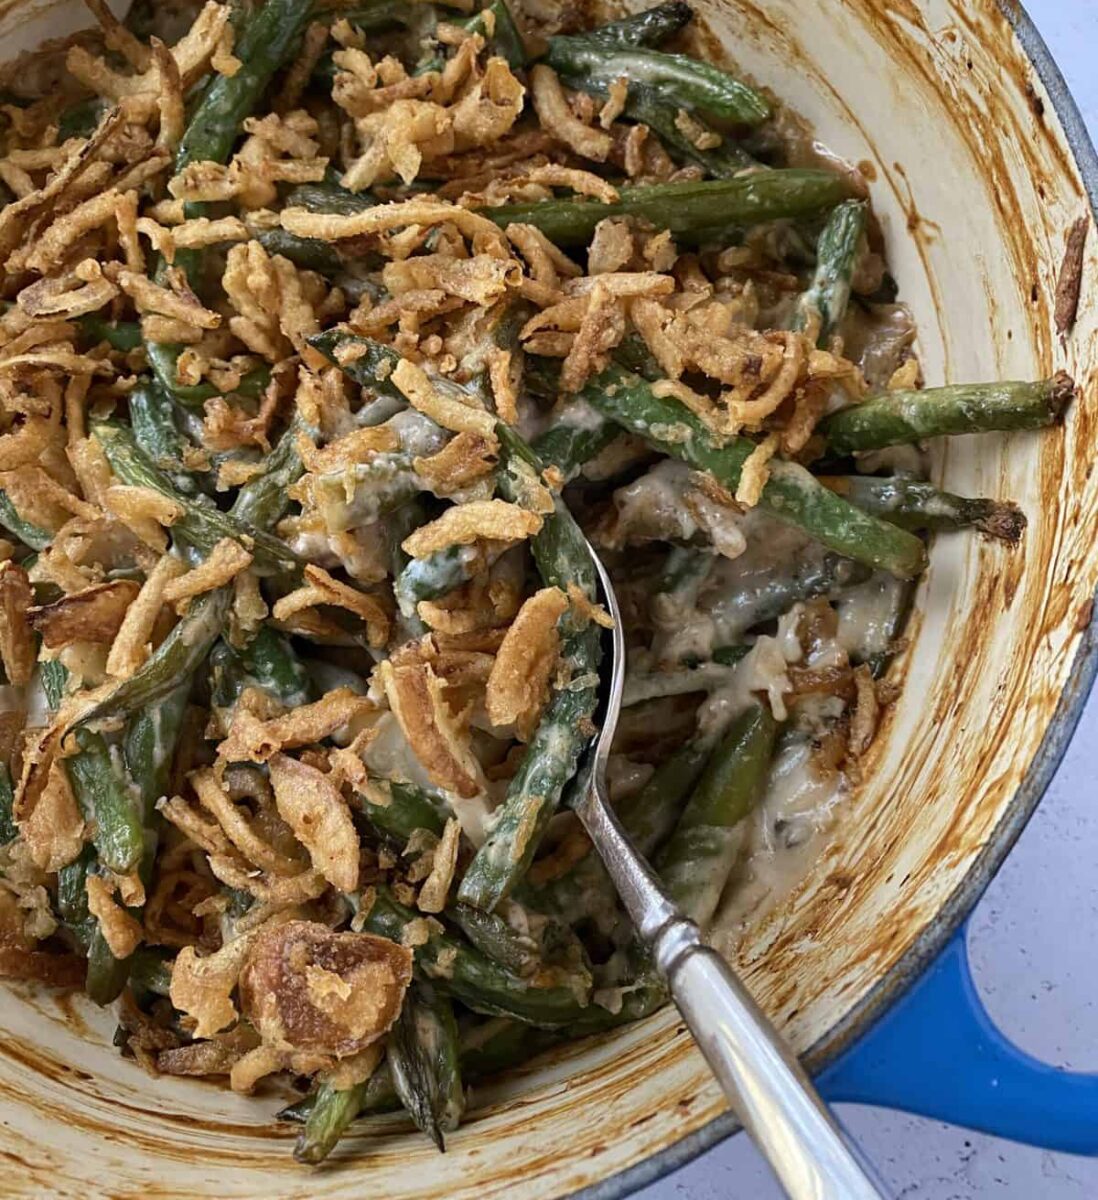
[575,542,887,1200]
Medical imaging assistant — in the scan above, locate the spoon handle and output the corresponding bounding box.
[575,776,886,1200]
[654,916,887,1200]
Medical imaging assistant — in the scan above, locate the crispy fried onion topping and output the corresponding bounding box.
[219,687,375,764]
[14,725,85,873]
[170,918,275,1040]
[272,564,390,648]
[29,579,139,649]
[234,919,412,1085]
[85,874,143,959]
[485,586,567,739]
[267,753,361,893]
[402,499,542,559]
[377,657,485,798]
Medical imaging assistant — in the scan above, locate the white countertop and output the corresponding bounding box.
[644,3,1098,1196]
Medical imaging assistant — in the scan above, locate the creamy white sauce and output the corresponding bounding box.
[392,410,449,456]
[605,755,655,803]
[555,398,605,433]
[363,713,495,846]
[285,527,336,565]
[709,736,846,955]
[697,611,804,737]
[835,573,906,659]
[855,445,926,475]
[611,460,708,547]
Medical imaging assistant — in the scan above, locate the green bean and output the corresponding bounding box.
[123,681,192,818]
[566,970,668,1035]
[496,426,599,614]
[65,730,145,874]
[705,552,871,645]
[657,703,776,926]
[584,365,928,578]
[531,400,619,481]
[356,778,449,844]
[101,789,165,1000]
[818,475,1027,542]
[237,627,314,707]
[388,983,464,1150]
[525,738,711,931]
[0,763,15,845]
[622,738,715,858]
[0,491,51,551]
[55,847,132,1005]
[150,0,309,404]
[821,372,1075,453]
[54,848,129,1001]
[394,544,482,622]
[230,413,307,530]
[177,0,313,171]
[576,2,693,49]
[711,643,752,667]
[211,626,314,715]
[285,179,377,216]
[282,1064,399,1127]
[547,52,757,178]
[524,356,563,406]
[284,1014,559,1130]
[836,572,915,677]
[307,330,406,399]
[253,227,342,274]
[360,887,591,1027]
[388,499,429,640]
[79,316,142,353]
[39,659,68,710]
[460,0,526,68]
[623,661,742,707]
[67,680,187,1004]
[58,98,109,141]
[622,89,756,177]
[86,928,130,1005]
[448,904,541,976]
[545,41,770,125]
[615,332,665,381]
[79,410,311,736]
[93,423,299,575]
[484,169,850,246]
[128,381,199,495]
[330,0,422,33]
[448,903,591,995]
[71,589,230,734]
[295,1074,378,1164]
[57,846,96,948]
[128,948,173,998]
[791,199,867,345]
[146,343,271,410]
[458,1016,562,1077]
[458,426,601,911]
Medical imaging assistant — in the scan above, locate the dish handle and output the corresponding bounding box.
[816,923,1098,1154]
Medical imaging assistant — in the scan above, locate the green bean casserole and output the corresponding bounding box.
[0,0,1072,1165]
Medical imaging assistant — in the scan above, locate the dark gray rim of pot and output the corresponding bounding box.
[569,3,1098,1197]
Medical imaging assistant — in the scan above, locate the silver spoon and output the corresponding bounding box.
[575,542,887,1200]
